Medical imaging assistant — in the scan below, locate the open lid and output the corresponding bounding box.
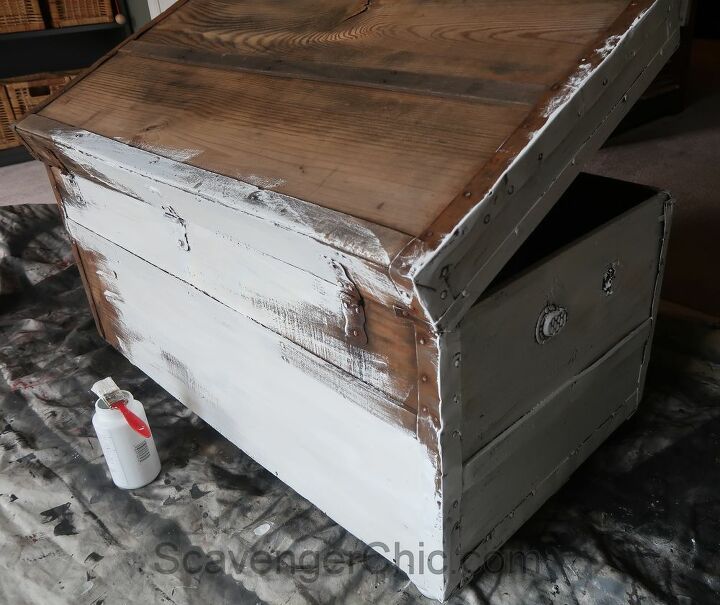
[16,0,680,329]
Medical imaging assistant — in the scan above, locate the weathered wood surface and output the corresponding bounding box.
[19,0,680,329]
[460,321,650,572]
[54,171,421,407]
[67,220,449,596]
[460,189,667,460]
[19,115,411,272]
[407,0,680,329]
[13,1,681,600]
[40,50,527,237]
[140,0,628,90]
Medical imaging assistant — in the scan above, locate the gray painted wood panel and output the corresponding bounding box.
[460,196,665,460]
[460,322,650,569]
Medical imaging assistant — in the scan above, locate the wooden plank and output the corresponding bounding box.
[460,321,650,561]
[461,387,638,584]
[44,166,107,340]
[124,40,544,106]
[58,173,420,406]
[69,220,448,598]
[460,192,665,460]
[139,0,628,90]
[636,195,674,409]
[17,115,416,310]
[38,51,529,236]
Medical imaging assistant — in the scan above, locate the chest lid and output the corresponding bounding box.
[16,0,681,328]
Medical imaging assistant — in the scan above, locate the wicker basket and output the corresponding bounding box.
[47,0,114,27]
[4,73,73,119]
[0,0,45,34]
[0,87,19,150]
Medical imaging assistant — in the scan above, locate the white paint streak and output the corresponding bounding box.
[134,141,202,162]
[598,34,623,58]
[238,174,286,190]
[541,61,593,119]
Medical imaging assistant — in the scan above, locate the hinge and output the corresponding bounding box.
[330,260,368,347]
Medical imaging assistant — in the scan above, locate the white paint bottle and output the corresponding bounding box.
[91,378,161,489]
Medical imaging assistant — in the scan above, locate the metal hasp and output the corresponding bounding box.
[330,259,368,347]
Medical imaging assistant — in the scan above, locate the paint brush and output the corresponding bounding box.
[91,377,151,438]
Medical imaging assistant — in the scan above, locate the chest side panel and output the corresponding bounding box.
[459,322,649,573]
[460,191,667,461]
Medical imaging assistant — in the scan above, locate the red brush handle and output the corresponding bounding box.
[112,400,151,438]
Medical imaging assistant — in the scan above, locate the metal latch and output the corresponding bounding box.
[330,260,368,347]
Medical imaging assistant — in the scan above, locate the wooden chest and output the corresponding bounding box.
[16,0,679,599]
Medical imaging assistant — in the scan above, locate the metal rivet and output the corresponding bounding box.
[538,152,544,161]
[352,329,358,336]
[483,214,491,224]
[440,290,448,300]
[453,500,459,509]
[461,290,468,298]
[419,337,426,345]
[507,184,514,195]
[421,375,429,383]
[463,190,472,198]
[602,77,608,86]
[440,266,449,278]
[452,430,460,439]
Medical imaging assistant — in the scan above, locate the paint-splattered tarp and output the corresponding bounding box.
[0,203,718,605]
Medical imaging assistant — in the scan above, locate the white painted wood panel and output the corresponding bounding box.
[69,220,447,599]
[61,174,416,403]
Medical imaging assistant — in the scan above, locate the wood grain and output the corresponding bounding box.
[405,0,678,329]
[140,0,628,89]
[40,52,527,236]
